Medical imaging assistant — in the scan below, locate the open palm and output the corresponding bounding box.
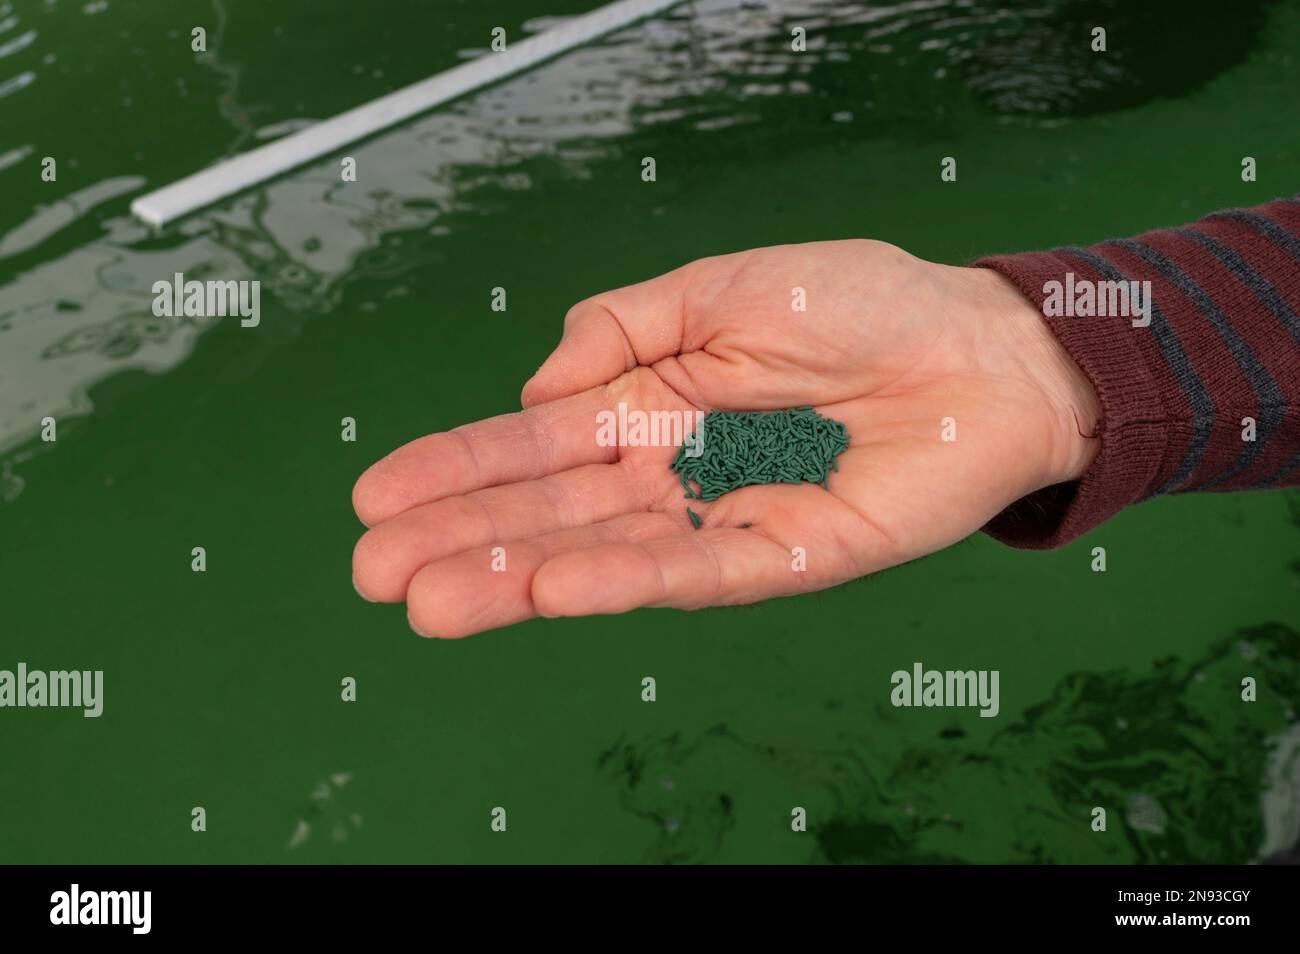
[352,240,1098,637]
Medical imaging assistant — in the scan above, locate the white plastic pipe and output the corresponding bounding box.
[131,0,686,227]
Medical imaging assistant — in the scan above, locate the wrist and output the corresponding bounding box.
[964,266,1102,487]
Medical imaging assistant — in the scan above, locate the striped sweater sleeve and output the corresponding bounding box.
[974,194,1300,549]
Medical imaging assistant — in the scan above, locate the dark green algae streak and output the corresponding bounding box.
[601,610,1300,864]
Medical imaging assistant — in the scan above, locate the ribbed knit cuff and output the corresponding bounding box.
[975,251,1169,548]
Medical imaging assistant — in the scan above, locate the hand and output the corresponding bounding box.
[351,240,1101,638]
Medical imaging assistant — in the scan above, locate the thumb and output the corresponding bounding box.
[520,267,693,408]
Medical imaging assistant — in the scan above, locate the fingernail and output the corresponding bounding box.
[352,574,376,603]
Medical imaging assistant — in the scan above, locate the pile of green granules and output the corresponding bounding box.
[669,407,850,524]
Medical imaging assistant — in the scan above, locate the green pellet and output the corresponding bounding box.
[687,507,703,529]
[669,407,849,505]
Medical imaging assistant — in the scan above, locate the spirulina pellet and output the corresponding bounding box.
[671,408,849,503]
[686,507,703,529]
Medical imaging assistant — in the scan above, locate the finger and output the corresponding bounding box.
[353,387,616,527]
[531,524,832,619]
[353,462,653,602]
[521,254,730,407]
[405,512,682,638]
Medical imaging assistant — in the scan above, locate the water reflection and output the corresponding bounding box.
[0,0,1275,487]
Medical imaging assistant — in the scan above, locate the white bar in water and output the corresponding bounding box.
[131,0,686,227]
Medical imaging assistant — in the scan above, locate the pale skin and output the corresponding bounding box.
[351,240,1102,638]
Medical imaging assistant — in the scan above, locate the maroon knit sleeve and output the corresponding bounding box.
[973,194,1300,549]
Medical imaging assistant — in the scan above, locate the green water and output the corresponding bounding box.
[1,0,1298,863]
